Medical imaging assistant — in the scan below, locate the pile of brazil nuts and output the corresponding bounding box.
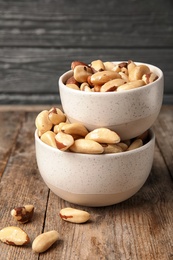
[0,205,90,253]
[65,60,158,92]
[35,107,150,154]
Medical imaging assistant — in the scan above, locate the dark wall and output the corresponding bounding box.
[0,0,173,104]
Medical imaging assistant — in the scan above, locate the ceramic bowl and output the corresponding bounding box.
[59,62,163,140]
[35,129,155,207]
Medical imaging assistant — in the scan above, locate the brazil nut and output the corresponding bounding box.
[129,65,150,81]
[60,207,90,223]
[35,110,53,136]
[69,139,104,154]
[100,79,126,92]
[90,70,121,85]
[103,144,123,153]
[73,65,92,83]
[91,59,105,72]
[117,80,145,91]
[61,123,89,137]
[85,128,120,144]
[41,131,57,148]
[127,139,143,151]
[48,107,66,125]
[142,72,158,84]
[55,132,74,151]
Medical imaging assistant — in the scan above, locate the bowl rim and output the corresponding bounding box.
[35,128,155,157]
[58,61,163,96]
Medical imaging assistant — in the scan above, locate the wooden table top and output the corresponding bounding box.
[0,105,173,260]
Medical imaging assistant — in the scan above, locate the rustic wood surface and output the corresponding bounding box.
[0,105,173,260]
[0,0,173,104]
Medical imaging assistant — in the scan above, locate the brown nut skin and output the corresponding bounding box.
[118,62,128,69]
[11,205,34,223]
[71,60,89,70]
[66,76,80,86]
[66,76,80,90]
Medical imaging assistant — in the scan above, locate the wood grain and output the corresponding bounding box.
[0,111,49,259]
[152,106,173,178]
[0,13,172,48]
[0,111,24,178]
[0,0,172,47]
[0,0,173,104]
[0,48,172,104]
[0,105,173,259]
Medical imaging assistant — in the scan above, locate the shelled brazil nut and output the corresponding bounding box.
[65,60,158,92]
[35,107,150,154]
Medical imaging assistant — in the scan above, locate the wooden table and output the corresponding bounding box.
[0,105,173,260]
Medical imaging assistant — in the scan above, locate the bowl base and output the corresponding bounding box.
[45,181,144,207]
[67,112,159,140]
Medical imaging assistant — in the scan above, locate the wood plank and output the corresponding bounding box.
[0,0,173,105]
[0,111,49,259]
[0,111,24,178]
[0,48,172,104]
[1,0,172,14]
[153,105,173,179]
[0,0,172,14]
[0,105,59,112]
[0,1,172,48]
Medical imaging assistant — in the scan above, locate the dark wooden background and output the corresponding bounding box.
[0,0,173,105]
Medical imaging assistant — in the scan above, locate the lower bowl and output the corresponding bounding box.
[35,129,155,207]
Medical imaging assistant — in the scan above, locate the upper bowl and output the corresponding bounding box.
[59,61,164,140]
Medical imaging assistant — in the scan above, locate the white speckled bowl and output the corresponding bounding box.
[59,62,163,140]
[35,129,155,207]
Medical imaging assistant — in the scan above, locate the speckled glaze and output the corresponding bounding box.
[35,129,155,207]
[59,62,163,140]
